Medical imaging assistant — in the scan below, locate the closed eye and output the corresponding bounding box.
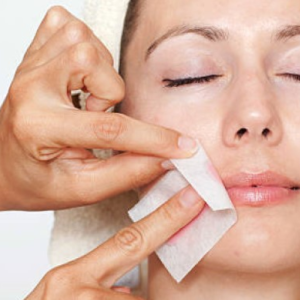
[163,75,222,88]
[278,73,300,82]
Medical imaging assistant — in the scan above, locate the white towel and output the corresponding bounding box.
[83,0,130,70]
[49,0,145,292]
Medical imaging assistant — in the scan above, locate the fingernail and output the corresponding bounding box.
[161,160,175,170]
[180,186,201,208]
[112,286,131,294]
[178,136,198,153]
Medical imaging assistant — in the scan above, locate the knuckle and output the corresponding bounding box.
[10,110,27,140]
[101,88,125,106]
[93,114,126,143]
[111,79,126,102]
[42,265,80,298]
[45,6,68,29]
[10,109,35,140]
[69,42,99,69]
[114,226,145,256]
[157,199,180,224]
[8,104,32,142]
[152,128,172,150]
[45,266,72,288]
[129,167,153,190]
[95,69,125,103]
[8,108,45,159]
[97,45,114,66]
[77,289,99,300]
[64,20,90,44]
[8,77,24,104]
[9,70,39,103]
[104,49,114,66]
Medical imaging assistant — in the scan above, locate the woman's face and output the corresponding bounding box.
[121,0,300,274]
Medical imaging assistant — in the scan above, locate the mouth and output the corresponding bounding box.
[223,172,300,207]
[246,185,300,190]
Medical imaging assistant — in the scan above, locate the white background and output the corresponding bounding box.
[0,1,83,299]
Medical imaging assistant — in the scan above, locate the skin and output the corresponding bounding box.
[0,7,198,211]
[120,0,300,299]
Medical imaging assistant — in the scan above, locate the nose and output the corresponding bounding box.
[222,73,283,147]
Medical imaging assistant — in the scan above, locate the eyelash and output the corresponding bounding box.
[162,73,300,88]
[163,75,222,88]
[280,73,300,82]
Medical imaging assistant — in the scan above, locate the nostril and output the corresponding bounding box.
[237,128,247,139]
[262,128,271,137]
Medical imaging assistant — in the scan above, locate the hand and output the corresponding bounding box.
[25,186,205,299]
[0,6,198,211]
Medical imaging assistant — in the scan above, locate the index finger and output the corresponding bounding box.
[80,186,205,287]
[45,110,199,159]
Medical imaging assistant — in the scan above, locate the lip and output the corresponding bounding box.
[223,171,300,207]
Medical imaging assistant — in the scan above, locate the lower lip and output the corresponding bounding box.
[227,186,299,207]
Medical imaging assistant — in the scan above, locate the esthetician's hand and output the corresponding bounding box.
[0,6,197,211]
[25,186,204,300]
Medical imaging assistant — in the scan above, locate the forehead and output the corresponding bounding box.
[137,0,300,44]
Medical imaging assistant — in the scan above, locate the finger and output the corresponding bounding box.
[86,94,116,112]
[103,289,142,300]
[22,19,113,71]
[112,287,131,294]
[33,109,198,159]
[80,185,205,286]
[24,6,75,58]
[36,41,124,105]
[14,105,196,165]
[75,288,138,300]
[49,153,169,210]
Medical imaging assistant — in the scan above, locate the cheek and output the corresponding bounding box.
[149,108,193,134]
[124,93,220,143]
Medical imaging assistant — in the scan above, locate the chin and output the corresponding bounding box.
[197,200,300,274]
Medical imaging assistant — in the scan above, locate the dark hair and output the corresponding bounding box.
[119,0,142,76]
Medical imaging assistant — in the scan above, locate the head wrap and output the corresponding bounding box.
[84,0,130,70]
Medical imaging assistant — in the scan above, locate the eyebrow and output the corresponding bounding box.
[275,25,300,41]
[145,25,229,60]
[145,24,300,60]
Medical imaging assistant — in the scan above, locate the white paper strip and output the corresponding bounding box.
[128,144,237,282]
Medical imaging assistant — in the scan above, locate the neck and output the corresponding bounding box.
[148,255,300,300]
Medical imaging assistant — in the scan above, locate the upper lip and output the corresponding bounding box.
[223,171,300,190]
